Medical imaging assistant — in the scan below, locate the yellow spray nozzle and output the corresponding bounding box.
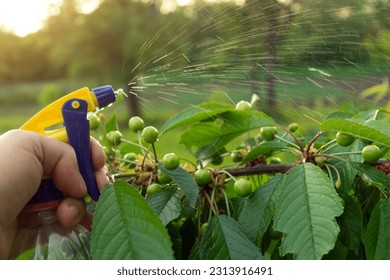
[20,86,115,140]
[20,87,97,137]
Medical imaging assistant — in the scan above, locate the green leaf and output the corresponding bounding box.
[91,182,174,260]
[147,186,183,226]
[324,141,363,192]
[323,239,349,260]
[166,224,183,260]
[161,102,233,134]
[15,248,36,260]
[181,110,274,160]
[188,240,201,260]
[351,109,380,123]
[242,141,288,164]
[325,111,353,120]
[365,199,390,259]
[238,174,285,246]
[337,192,363,255]
[157,163,198,208]
[321,118,390,146]
[351,162,390,190]
[273,163,344,260]
[199,215,263,260]
[105,111,119,133]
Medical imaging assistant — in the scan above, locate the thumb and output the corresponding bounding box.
[0,130,87,217]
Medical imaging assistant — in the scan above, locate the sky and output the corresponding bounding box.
[0,0,242,36]
[0,0,100,37]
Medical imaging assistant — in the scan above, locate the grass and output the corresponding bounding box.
[0,106,38,132]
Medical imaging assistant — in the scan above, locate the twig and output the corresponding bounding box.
[226,163,295,176]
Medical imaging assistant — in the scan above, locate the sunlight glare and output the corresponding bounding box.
[0,0,101,37]
[176,0,194,6]
[0,0,62,36]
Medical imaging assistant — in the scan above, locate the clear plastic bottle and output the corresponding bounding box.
[9,180,91,260]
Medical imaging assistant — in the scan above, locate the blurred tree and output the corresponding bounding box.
[0,31,52,82]
[1,0,388,111]
[211,0,294,109]
[60,0,185,115]
[284,0,386,65]
[42,0,84,78]
[0,32,23,82]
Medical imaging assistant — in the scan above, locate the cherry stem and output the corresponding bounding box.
[305,131,328,160]
[121,138,147,152]
[151,143,159,163]
[141,145,152,170]
[203,190,218,216]
[208,187,218,220]
[324,163,341,185]
[317,139,337,153]
[218,170,237,182]
[197,195,202,239]
[274,135,301,150]
[277,125,305,153]
[315,153,348,163]
[220,189,231,217]
[137,130,145,155]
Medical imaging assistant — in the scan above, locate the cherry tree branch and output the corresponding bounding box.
[226,163,295,176]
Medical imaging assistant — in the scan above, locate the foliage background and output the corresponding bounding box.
[0,0,390,154]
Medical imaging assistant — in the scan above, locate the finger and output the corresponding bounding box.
[56,198,86,228]
[42,140,87,198]
[95,165,110,190]
[22,131,87,198]
[90,137,106,170]
[0,130,87,208]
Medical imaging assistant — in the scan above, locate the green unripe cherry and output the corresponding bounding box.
[195,169,212,186]
[269,157,282,164]
[162,152,180,170]
[141,126,159,144]
[336,132,355,147]
[260,126,277,141]
[88,113,100,130]
[314,155,327,167]
[234,178,252,197]
[200,223,208,235]
[128,116,145,133]
[235,100,251,111]
[157,171,172,184]
[362,144,382,163]
[106,130,122,146]
[230,150,243,163]
[123,152,137,161]
[146,183,161,196]
[123,152,137,168]
[288,122,299,133]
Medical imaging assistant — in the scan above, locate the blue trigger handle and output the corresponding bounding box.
[62,99,100,201]
[27,99,98,205]
[25,86,115,206]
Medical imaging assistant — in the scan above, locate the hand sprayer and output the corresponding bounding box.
[10,86,117,259]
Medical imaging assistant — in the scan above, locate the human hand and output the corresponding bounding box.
[0,129,109,259]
